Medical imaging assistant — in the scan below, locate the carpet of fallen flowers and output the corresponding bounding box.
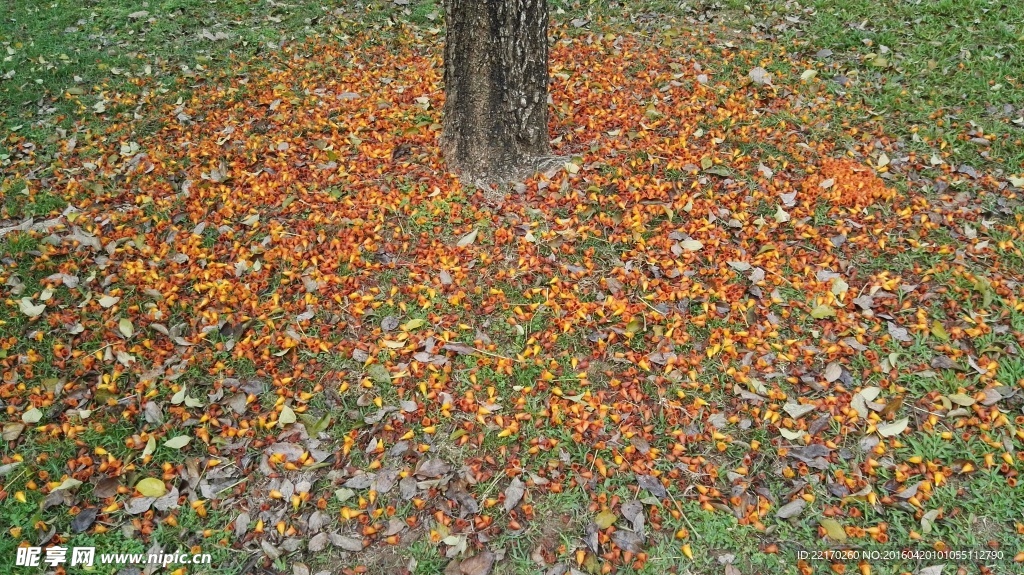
[2,18,1024,575]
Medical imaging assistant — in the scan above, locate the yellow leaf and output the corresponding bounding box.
[947,393,975,407]
[625,318,643,335]
[594,510,617,529]
[164,435,191,449]
[401,318,425,331]
[135,478,167,498]
[820,518,847,541]
[810,305,835,319]
[279,405,296,427]
[931,320,949,341]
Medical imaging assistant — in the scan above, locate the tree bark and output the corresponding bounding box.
[441,0,550,182]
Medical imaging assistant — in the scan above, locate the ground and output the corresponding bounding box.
[2,1,1024,575]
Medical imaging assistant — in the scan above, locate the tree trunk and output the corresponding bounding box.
[441,0,550,182]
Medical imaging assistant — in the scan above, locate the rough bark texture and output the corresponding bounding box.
[441,0,550,182]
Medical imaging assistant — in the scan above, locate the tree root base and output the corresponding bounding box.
[455,154,570,206]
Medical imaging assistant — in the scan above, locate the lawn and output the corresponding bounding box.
[2,1,1023,574]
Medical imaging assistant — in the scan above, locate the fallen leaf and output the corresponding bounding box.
[367,364,391,385]
[2,423,26,441]
[877,417,909,437]
[125,497,154,515]
[610,530,644,553]
[415,458,451,478]
[823,362,842,383]
[458,551,495,575]
[887,321,912,342]
[779,428,806,441]
[98,295,120,308]
[279,405,297,426]
[783,403,816,419]
[71,508,99,533]
[851,387,881,419]
[93,477,120,499]
[164,435,191,449]
[775,205,791,223]
[457,229,479,247]
[819,518,847,541]
[401,318,425,331]
[18,298,46,317]
[921,509,940,534]
[810,305,835,319]
[503,477,526,511]
[135,478,167,498]
[119,317,134,338]
[636,474,667,498]
[22,408,42,424]
[594,510,617,529]
[331,534,364,552]
[748,67,773,85]
[776,498,806,519]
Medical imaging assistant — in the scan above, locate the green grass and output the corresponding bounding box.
[773,0,1023,174]
[0,0,442,159]
[568,0,1023,176]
